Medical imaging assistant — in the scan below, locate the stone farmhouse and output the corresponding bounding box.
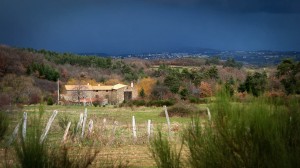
[62,83,137,105]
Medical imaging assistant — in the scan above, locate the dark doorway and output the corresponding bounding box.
[124,91,132,101]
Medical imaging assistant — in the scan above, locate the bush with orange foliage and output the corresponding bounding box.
[199,81,212,98]
[136,77,156,98]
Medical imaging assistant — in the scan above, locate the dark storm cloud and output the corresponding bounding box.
[0,0,299,53]
[145,0,300,13]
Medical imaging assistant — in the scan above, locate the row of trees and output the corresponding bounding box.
[28,49,113,69]
[205,56,243,69]
[29,48,147,82]
[46,53,112,69]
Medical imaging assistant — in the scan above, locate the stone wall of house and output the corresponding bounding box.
[90,91,112,101]
[63,90,94,102]
[124,86,138,100]
[63,85,138,104]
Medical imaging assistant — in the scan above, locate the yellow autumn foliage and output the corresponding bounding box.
[136,77,156,97]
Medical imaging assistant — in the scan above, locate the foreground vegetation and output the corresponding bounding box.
[0,104,193,167]
[150,91,300,168]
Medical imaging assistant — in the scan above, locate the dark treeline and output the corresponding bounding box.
[24,48,144,82]
[25,48,112,69]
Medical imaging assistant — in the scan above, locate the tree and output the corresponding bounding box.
[179,88,189,100]
[164,75,181,94]
[277,59,300,94]
[205,56,220,65]
[238,72,267,97]
[66,76,90,103]
[199,82,212,98]
[189,70,203,86]
[225,81,234,97]
[151,85,172,100]
[223,57,243,69]
[136,77,156,98]
[139,87,145,98]
[27,63,60,81]
[206,66,219,79]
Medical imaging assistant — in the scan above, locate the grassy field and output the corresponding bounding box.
[1,104,209,167]
[1,94,300,168]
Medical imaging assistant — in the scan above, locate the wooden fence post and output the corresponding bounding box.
[81,108,88,138]
[163,105,171,135]
[62,122,71,143]
[76,113,84,132]
[147,119,151,140]
[22,112,27,139]
[7,123,20,145]
[102,118,107,131]
[112,121,118,136]
[207,107,211,121]
[40,110,58,144]
[132,116,137,141]
[88,119,93,135]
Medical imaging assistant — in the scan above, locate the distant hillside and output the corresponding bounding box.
[0,45,151,106]
[110,50,300,66]
[2,45,297,109]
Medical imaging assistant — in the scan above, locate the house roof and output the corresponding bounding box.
[92,85,113,91]
[65,83,127,91]
[112,84,127,90]
[65,85,93,90]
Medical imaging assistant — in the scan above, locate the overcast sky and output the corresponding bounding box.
[0,0,300,54]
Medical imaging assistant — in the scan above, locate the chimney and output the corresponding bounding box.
[131,81,134,88]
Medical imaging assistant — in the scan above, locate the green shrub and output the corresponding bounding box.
[47,97,54,105]
[92,101,100,107]
[189,97,209,104]
[123,99,175,107]
[149,131,183,168]
[184,90,300,168]
[189,96,201,104]
[150,89,300,168]
[132,100,146,106]
[161,103,203,117]
[147,100,175,107]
